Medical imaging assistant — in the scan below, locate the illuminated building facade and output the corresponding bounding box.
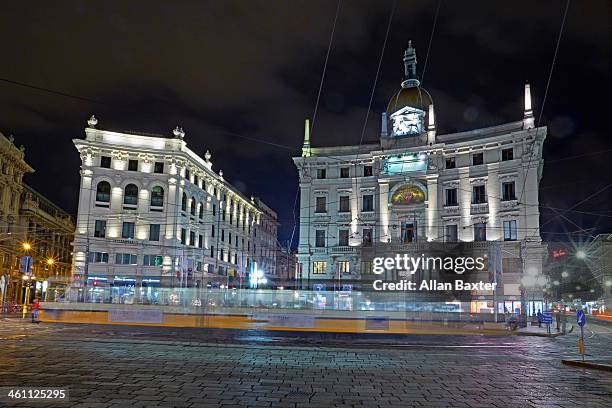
[71,118,271,301]
[293,43,546,312]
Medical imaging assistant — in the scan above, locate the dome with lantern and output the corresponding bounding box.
[385,41,434,139]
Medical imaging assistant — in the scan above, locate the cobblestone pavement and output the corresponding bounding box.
[0,319,610,407]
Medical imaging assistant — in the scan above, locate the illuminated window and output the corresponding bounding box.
[151,186,164,207]
[338,261,350,274]
[313,261,327,274]
[143,255,163,266]
[88,252,109,263]
[361,261,373,275]
[95,181,111,202]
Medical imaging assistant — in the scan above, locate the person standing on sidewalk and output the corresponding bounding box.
[537,309,542,328]
[31,298,40,323]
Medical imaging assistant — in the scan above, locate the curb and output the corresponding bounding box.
[561,360,612,372]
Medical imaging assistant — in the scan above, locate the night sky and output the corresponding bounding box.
[1,1,610,245]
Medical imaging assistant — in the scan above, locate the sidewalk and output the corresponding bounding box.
[517,323,570,337]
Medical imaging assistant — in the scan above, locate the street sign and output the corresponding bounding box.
[19,256,33,275]
[542,311,553,324]
[576,310,586,327]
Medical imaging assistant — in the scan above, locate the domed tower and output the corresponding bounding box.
[382,41,435,147]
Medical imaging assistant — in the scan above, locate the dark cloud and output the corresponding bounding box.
[0,0,610,243]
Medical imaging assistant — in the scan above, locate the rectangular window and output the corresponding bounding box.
[149,224,160,241]
[339,196,350,213]
[338,261,350,275]
[180,228,186,245]
[363,165,373,177]
[474,223,487,242]
[502,182,516,201]
[362,195,374,212]
[445,224,458,242]
[221,229,225,242]
[315,230,325,247]
[116,253,137,265]
[338,229,349,246]
[472,185,487,204]
[313,261,327,274]
[501,148,514,161]
[154,162,164,173]
[445,188,458,206]
[445,157,456,169]
[94,220,106,238]
[143,255,163,266]
[503,220,518,241]
[211,225,215,237]
[210,246,215,258]
[189,231,196,246]
[100,156,111,168]
[361,261,373,275]
[315,196,327,213]
[472,152,484,166]
[317,168,326,179]
[88,252,109,263]
[128,159,138,171]
[340,167,349,178]
[198,234,203,248]
[362,229,373,247]
[121,222,135,239]
[185,168,190,180]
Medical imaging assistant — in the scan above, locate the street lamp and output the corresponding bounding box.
[22,242,32,251]
[576,250,587,260]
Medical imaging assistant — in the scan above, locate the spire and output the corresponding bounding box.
[427,103,436,144]
[523,82,535,129]
[401,41,420,88]
[302,119,311,157]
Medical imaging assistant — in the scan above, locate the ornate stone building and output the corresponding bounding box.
[71,118,278,302]
[0,132,74,304]
[293,43,547,314]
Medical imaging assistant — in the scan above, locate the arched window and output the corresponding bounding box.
[151,186,164,207]
[124,184,138,205]
[181,193,187,211]
[96,181,111,202]
[190,197,196,216]
[199,202,204,219]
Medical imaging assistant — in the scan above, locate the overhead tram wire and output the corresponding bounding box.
[519,0,571,228]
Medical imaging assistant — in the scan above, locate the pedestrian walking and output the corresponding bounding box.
[32,298,40,323]
[536,309,542,328]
